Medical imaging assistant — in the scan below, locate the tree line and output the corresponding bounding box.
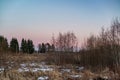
[0,37,55,54]
[0,31,77,53]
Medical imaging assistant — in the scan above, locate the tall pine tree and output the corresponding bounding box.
[21,38,26,53]
[40,43,46,53]
[27,39,34,54]
[21,39,34,54]
[10,38,19,53]
[0,36,8,52]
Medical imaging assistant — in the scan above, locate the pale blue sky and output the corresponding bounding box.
[0,0,120,47]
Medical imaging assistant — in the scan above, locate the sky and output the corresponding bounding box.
[0,0,120,48]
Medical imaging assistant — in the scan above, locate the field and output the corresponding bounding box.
[0,53,120,80]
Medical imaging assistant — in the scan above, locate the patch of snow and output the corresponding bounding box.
[39,65,48,69]
[18,62,54,72]
[70,74,82,78]
[0,67,4,71]
[18,68,23,72]
[23,67,29,72]
[20,63,26,67]
[77,67,84,71]
[39,68,53,72]
[39,65,53,72]
[61,69,71,73]
[18,67,29,72]
[18,66,53,72]
[0,67,4,73]
[29,63,36,67]
[103,76,108,79]
[38,76,48,80]
[32,68,40,72]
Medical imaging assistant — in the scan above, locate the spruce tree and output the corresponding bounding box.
[38,43,41,53]
[10,38,19,53]
[27,39,34,54]
[21,38,25,53]
[41,43,46,53]
[0,36,8,52]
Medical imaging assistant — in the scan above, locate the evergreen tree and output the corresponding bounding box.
[10,38,19,53]
[21,38,25,53]
[38,43,41,53]
[27,39,34,54]
[24,40,27,53]
[21,39,34,54]
[40,43,46,53]
[0,36,8,52]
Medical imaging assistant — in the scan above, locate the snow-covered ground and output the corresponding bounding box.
[18,62,54,72]
[0,61,86,80]
[0,62,112,80]
[0,62,84,74]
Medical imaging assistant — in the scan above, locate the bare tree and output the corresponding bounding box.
[51,33,56,51]
[54,32,78,52]
[108,18,120,68]
[81,18,120,70]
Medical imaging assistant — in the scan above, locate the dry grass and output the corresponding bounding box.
[0,70,62,80]
[1,69,120,80]
[0,53,47,62]
[0,52,120,80]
